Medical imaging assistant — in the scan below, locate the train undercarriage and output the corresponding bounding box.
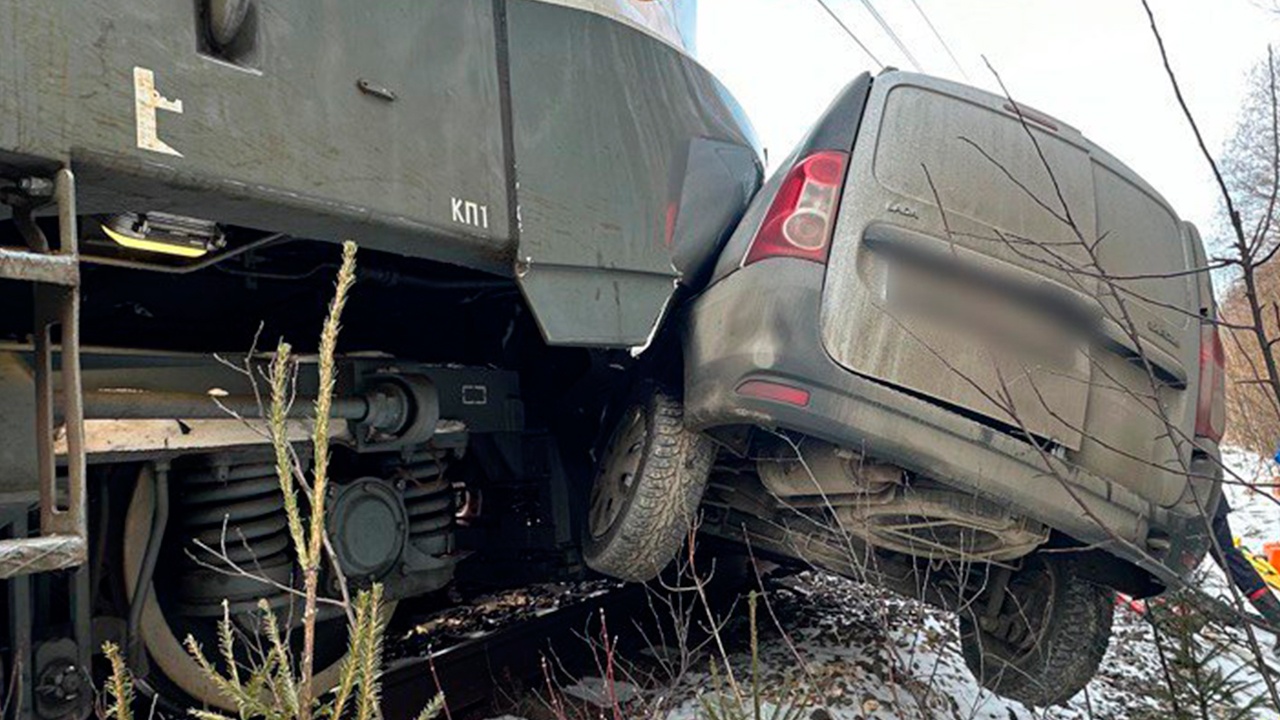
[0,170,643,716]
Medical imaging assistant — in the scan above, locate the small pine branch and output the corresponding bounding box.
[217,600,243,690]
[309,240,358,564]
[354,585,387,720]
[185,632,258,716]
[260,601,303,718]
[412,694,446,720]
[1148,596,1269,719]
[327,623,364,720]
[696,592,808,720]
[269,339,310,568]
[299,240,358,720]
[102,641,134,720]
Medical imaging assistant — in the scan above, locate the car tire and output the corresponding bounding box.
[958,554,1113,707]
[583,391,715,582]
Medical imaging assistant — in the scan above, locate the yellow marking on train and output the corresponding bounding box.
[102,224,208,258]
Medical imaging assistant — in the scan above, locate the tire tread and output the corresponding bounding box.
[960,557,1114,707]
[583,394,715,582]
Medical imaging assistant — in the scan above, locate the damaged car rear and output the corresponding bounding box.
[681,70,1225,706]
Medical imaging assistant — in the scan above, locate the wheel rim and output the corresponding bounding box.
[588,408,647,540]
[984,560,1057,654]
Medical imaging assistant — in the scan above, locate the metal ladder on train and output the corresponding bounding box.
[0,168,91,719]
[0,168,87,578]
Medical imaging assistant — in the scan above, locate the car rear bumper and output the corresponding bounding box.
[683,259,1205,585]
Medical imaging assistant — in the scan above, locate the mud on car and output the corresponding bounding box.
[639,70,1223,706]
[0,0,1220,713]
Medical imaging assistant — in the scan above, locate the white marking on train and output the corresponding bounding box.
[451,197,490,229]
[133,67,184,157]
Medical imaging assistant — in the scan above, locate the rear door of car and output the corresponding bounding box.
[1071,156,1200,507]
[820,73,1197,506]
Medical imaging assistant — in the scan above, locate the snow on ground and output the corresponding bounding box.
[654,572,1165,720]
[486,448,1280,720]
[1220,447,1280,558]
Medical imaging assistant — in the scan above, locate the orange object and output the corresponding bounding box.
[1265,542,1280,573]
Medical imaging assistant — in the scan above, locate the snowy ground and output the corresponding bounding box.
[648,573,1167,720]
[483,448,1280,720]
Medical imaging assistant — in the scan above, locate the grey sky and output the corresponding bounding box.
[697,0,1280,247]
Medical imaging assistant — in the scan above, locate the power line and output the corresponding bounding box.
[909,0,971,81]
[854,0,924,72]
[813,0,884,69]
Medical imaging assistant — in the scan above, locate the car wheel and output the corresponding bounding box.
[958,554,1113,707]
[583,391,715,582]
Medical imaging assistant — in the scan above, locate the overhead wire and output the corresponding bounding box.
[812,0,884,69]
[853,0,924,72]
[909,0,971,81]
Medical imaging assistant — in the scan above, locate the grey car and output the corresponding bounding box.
[675,70,1225,706]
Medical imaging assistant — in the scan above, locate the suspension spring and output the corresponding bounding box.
[398,456,454,558]
[174,458,295,617]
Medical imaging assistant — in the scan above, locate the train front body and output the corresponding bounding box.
[0,0,761,713]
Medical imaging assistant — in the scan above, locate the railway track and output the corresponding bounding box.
[380,581,659,719]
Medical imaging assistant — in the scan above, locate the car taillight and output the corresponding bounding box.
[1195,322,1226,443]
[743,150,849,266]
